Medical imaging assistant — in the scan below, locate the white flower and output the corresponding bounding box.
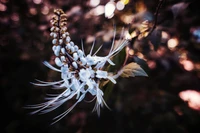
[79,68,92,82]
[80,57,87,65]
[86,55,97,66]
[96,70,116,84]
[96,70,108,78]
[29,9,130,124]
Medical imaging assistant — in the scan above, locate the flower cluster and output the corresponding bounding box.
[28,9,129,124]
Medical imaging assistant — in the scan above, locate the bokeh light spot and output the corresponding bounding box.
[0,3,7,11]
[41,6,49,15]
[180,60,194,71]
[90,0,100,7]
[116,1,125,11]
[121,0,129,5]
[105,1,115,18]
[33,0,42,4]
[92,5,104,16]
[167,38,178,50]
[29,8,37,15]
[11,13,19,22]
[179,90,200,111]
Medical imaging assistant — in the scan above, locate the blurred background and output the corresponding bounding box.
[1,0,200,133]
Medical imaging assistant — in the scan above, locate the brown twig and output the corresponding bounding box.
[147,0,165,37]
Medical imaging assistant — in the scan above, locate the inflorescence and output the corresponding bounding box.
[28,9,129,124]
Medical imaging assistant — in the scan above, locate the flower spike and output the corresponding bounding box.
[29,9,130,124]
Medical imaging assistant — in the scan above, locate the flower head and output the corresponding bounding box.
[28,9,129,124]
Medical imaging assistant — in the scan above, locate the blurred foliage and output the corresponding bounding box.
[1,0,200,133]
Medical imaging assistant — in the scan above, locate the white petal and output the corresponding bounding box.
[96,70,108,79]
[52,45,56,51]
[43,61,61,72]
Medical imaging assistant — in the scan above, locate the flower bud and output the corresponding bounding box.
[77,50,83,57]
[60,56,66,61]
[50,26,55,31]
[72,62,78,69]
[70,41,74,46]
[62,34,66,38]
[54,45,61,56]
[65,32,69,36]
[53,33,57,38]
[66,36,71,43]
[66,43,71,50]
[59,39,63,44]
[55,27,59,31]
[52,39,57,45]
[70,46,75,53]
[80,57,86,65]
[52,45,56,51]
[50,32,54,37]
[73,52,78,61]
[55,57,63,67]
[74,45,79,51]
[61,48,66,54]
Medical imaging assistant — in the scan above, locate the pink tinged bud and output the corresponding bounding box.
[61,56,66,61]
[61,48,66,54]
[72,62,78,69]
[62,34,66,38]
[73,53,78,61]
[55,27,59,31]
[55,57,63,67]
[65,32,69,36]
[80,57,86,65]
[50,32,54,37]
[59,39,63,44]
[52,39,57,45]
[62,27,67,32]
[66,36,71,43]
[50,27,55,31]
[78,50,83,57]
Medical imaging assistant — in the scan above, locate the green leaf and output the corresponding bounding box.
[120,62,148,77]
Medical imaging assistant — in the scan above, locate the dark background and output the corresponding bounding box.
[1,0,200,133]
